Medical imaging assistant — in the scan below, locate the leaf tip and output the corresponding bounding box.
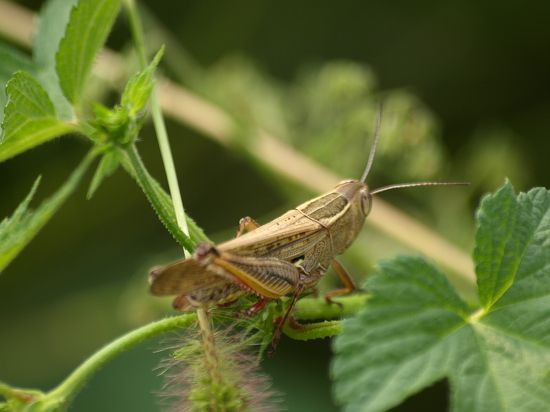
[152,45,165,67]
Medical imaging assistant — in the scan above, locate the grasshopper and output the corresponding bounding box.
[149,110,467,346]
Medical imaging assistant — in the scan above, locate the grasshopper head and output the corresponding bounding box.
[335,179,373,217]
[329,179,373,254]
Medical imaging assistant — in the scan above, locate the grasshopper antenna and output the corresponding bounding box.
[371,181,469,195]
[360,101,383,183]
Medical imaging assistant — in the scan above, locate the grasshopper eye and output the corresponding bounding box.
[361,189,372,215]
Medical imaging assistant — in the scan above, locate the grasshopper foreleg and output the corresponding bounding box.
[324,259,357,306]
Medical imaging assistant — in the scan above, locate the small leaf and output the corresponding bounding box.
[332,182,550,412]
[87,150,120,199]
[34,0,79,69]
[121,46,164,116]
[34,0,79,120]
[0,153,94,273]
[0,71,76,162]
[90,48,164,147]
[0,177,41,271]
[56,0,122,106]
[0,42,33,124]
[91,102,130,144]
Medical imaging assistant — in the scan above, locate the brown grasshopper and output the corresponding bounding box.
[149,110,466,346]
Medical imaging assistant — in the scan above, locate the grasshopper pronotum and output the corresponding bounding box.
[149,108,467,346]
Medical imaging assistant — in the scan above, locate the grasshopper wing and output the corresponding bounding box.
[149,258,227,296]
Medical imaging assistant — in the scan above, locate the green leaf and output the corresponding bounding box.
[0,42,33,125]
[0,177,41,272]
[121,46,164,116]
[0,71,76,162]
[86,150,120,199]
[34,0,79,120]
[474,181,520,309]
[0,153,94,273]
[56,0,122,106]
[120,146,208,251]
[89,47,164,148]
[332,182,550,412]
[474,181,550,310]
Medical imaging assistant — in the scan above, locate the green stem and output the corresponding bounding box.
[293,294,369,321]
[283,320,342,341]
[151,93,190,243]
[279,295,368,341]
[0,381,41,403]
[123,3,223,401]
[124,0,148,68]
[44,314,196,408]
[124,0,191,256]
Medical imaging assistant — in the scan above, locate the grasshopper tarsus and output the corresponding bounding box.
[268,317,285,357]
[325,296,344,309]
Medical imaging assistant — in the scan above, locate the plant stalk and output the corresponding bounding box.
[124,0,221,397]
[124,0,190,246]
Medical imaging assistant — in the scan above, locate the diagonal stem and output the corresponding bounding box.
[124,0,190,249]
[123,0,221,390]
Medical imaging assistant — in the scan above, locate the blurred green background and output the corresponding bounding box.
[1,0,549,410]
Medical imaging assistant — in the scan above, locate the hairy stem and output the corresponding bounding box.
[196,309,221,387]
[44,315,196,408]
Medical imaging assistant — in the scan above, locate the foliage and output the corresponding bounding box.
[0,43,33,123]
[196,55,444,183]
[33,0,79,119]
[0,71,76,161]
[333,182,550,412]
[55,0,122,107]
[0,154,93,273]
[0,0,549,411]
